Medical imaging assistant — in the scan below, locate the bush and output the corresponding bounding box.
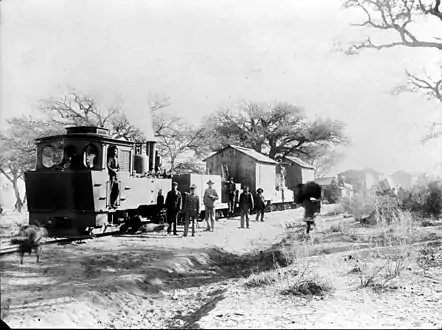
[404,178,442,217]
[340,193,375,220]
[343,193,404,226]
[280,278,332,297]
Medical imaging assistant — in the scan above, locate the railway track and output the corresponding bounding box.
[0,230,120,257]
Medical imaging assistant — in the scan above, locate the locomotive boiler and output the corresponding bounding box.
[24,126,171,237]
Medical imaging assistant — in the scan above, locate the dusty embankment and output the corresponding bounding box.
[0,207,310,329]
[1,206,441,329]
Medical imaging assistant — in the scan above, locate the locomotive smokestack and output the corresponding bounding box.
[146,140,157,172]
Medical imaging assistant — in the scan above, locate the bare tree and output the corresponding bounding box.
[148,94,171,113]
[342,0,442,141]
[393,68,442,141]
[40,91,121,127]
[343,0,442,54]
[308,148,344,179]
[153,113,207,171]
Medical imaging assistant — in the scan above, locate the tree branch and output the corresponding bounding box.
[344,0,442,55]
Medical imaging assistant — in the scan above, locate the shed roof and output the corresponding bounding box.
[314,176,335,186]
[203,144,278,164]
[284,156,315,169]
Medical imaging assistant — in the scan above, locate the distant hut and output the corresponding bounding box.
[280,156,315,190]
[203,145,278,198]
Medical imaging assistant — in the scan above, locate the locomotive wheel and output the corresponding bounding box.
[270,204,277,212]
[119,224,129,233]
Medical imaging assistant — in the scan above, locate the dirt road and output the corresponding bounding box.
[0,208,309,328]
[1,206,441,329]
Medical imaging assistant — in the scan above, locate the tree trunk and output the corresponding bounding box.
[12,176,23,212]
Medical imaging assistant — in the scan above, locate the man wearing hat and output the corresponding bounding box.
[227,177,237,216]
[255,188,266,222]
[203,180,219,231]
[165,181,182,235]
[182,184,200,237]
[239,186,254,229]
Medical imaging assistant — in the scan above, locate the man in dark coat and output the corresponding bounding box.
[165,182,182,235]
[107,145,120,209]
[227,177,237,215]
[182,184,200,237]
[239,186,254,229]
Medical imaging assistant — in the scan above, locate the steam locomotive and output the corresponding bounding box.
[24,126,310,237]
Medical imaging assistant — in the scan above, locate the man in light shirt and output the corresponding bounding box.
[203,180,219,232]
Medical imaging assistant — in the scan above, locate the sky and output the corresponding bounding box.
[1,0,441,176]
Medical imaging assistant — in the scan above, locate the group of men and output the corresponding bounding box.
[160,179,269,237]
[106,147,318,236]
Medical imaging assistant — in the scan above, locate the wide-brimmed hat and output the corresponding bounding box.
[190,184,197,189]
[257,188,263,193]
[172,181,179,186]
[207,180,214,185]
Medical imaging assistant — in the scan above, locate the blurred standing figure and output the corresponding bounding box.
[182,184,200,237]
[296,182,322,235]
[255,188,266,222]
[156,189,165,223]
[107,146,120,209]
[165,182,182,235]
[203,180,219,231]
[227,177,236,216]
[239,186,254,229]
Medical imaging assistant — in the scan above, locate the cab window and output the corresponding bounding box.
[83,144,98,169]
[41,145,63,169]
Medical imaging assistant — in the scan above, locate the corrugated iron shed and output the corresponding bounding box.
[314,176,335,186]
[284,156,314,169]
[203,144,278,164]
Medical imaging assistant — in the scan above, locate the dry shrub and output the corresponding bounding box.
[243,244,332,297]
[279,263,333,297]
[329,221,346,233]
[243,261,333,297]
[243,267,298,288]
[323,203,346,216]
[280,278,332,297]
[346,244,408,293]
[417,243,442,271]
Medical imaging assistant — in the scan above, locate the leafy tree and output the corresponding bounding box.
[342,0,442,141]
[0,116,62,211]
[202,101,348,160]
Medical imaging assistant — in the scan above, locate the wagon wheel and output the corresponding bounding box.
[119,224,129,233]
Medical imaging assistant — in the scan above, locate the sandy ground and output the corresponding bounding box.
[1,206,442,329]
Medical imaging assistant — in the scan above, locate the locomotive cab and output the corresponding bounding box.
[25,126,171,237]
